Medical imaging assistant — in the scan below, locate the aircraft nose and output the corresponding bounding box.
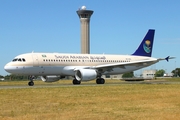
[4,63,12,73]
[4,63,25,74]
[4,63,17,73]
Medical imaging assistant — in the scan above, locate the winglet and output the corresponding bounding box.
[132,29,155,57]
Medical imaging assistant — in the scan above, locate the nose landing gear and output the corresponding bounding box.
[28,75,35,86]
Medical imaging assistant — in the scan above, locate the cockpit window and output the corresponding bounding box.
[22,58,26,62]
[12,58,26,62]
[12,58,18,62]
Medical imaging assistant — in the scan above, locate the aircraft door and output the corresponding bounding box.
[32,54,39,66]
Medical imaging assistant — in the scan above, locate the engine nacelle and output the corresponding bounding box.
[40,76,60,82]
[75,69,97,81]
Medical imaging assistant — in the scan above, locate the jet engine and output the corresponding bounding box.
[41,75,61,82]
[75,69,97,81]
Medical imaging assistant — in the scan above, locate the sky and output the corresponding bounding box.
[0,0,179,76]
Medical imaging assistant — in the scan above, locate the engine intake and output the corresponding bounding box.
[75,69,97,81]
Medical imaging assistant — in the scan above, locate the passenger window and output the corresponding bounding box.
[18,58,22,61]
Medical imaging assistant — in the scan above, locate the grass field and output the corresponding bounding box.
[0,79,180,120]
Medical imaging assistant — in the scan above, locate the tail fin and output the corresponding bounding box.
[132,29,155,57]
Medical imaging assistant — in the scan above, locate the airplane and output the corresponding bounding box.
[4,29,173,86]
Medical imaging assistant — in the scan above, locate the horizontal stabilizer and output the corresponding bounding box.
[158,56,175,62]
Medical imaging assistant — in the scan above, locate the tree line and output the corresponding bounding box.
[0,75,29,81]
[0,68,180,80]
[122,68,180,78]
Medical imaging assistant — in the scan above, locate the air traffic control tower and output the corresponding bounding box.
[77,6,93,54]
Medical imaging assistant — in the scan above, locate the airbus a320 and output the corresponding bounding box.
[4,29,173,86]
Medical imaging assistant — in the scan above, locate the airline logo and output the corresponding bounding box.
[143,40,151,53]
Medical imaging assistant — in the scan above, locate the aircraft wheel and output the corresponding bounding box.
[100,78,105,84]
[73,79,81,85]
[96,79,99,84]
[28,81,34,86]
[28,75,35,86]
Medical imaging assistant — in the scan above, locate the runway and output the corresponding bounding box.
[0,80,180,89]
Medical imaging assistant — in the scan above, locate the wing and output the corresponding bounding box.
[91,59,158,73]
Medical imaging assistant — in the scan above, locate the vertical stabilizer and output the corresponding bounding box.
[132,29,155,57]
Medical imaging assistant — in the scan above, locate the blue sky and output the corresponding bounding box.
[0,0,179,76]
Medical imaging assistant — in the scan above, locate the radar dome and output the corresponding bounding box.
[81,6,86,10]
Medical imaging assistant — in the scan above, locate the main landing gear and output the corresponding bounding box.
[72,78,81,85]
[96,78,105,84]
[72,78,105,85]
[28,75,35,86]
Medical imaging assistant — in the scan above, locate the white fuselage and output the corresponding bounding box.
[4,53,158,76]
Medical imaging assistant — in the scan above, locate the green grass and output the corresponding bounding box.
[0,79,180,120]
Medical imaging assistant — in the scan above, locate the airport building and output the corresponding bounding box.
[77,6,93,54]
[142,70,156,78]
